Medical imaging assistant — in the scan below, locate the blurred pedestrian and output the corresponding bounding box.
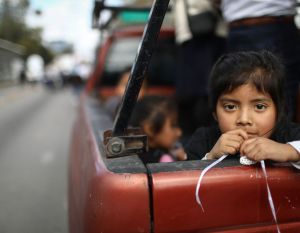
[220,0,300,121]
[172,0,227,140]
[19,69,27,85]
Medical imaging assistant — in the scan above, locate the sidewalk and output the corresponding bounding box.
[0,81,19,89]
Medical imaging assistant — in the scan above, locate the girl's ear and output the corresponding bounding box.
[143,123,155,138]
[213,112,218,122]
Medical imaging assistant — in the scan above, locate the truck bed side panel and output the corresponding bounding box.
[150,163,300,232]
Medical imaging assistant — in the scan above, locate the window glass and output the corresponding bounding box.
[101,36,176,87]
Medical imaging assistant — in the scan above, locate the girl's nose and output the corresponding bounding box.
[237,109,252,126]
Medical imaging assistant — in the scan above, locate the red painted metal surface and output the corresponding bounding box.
[151,164,300,232]
[68,95,151,233]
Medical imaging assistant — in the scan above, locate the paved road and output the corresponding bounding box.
[0,85,77,233]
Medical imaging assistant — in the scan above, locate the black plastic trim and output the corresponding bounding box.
[147,156,279,174]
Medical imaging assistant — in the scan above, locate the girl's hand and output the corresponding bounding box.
[173,148,187,161]
[240,138,300,162]
[208,129,248,159]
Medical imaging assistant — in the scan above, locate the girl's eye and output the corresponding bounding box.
[254,104,266,110]
[224,105,236,110]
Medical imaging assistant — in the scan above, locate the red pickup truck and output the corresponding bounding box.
[68,1,300,232]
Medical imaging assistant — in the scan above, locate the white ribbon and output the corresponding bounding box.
[195,154,228,212]
[195,157,281,233]
[261,160,281,233]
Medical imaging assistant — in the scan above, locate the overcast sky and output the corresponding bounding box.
[27,0,104,62]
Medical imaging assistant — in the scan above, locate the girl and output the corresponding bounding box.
[185,51,300,167]
[130,95,186,165]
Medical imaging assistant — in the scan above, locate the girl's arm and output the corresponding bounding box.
[240,138,300,166]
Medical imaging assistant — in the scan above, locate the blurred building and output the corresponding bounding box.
[0,38,25,84]
[46,41,74,55]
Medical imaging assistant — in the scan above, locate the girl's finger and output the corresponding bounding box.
[224,145,237,155]
[227,129,249,141]
[240,138,257,157]
[227,135,244,145]
[225,140,241,153]
[252,150,266,162]
[245,145,261,161]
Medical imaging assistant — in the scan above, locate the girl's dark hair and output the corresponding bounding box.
[130,95,178,134]
[209,50,289,137]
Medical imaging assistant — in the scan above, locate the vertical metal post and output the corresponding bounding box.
[111,0,170,137]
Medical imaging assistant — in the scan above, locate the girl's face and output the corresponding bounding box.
[149,116,182,150]
[214,84,277,138]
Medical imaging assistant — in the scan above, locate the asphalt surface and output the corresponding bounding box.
[0,85,77,233]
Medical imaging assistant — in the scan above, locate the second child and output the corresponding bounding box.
[130,95,186,165]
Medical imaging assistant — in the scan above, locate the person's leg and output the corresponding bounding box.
[176,37,216,139]
[176,38,214,97]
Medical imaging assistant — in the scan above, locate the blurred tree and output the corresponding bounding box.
[0,0,53,64]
